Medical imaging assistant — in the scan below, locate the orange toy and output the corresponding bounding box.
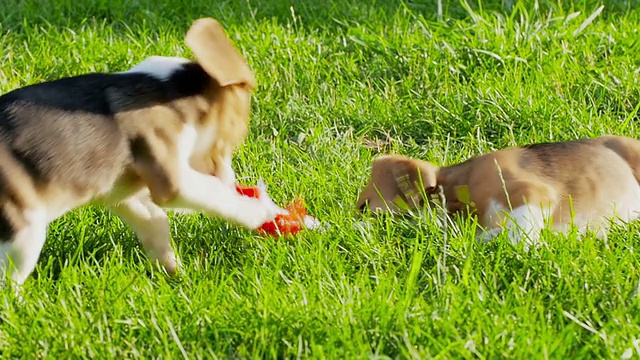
[235,184,317,236]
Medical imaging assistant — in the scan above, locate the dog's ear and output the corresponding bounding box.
[391,157,439,195]
[386,158,438,210]
[185,18,256,89]
[356,155,440,212]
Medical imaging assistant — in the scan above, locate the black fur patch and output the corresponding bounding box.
[521,139,592,178]
[0,215,15,241]
[129,135,153,162]
[0,59,214,191]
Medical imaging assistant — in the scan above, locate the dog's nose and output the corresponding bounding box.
[358,201,368,212]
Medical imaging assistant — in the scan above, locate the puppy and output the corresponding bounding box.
[0,18,280,290]
[357,135,640,245]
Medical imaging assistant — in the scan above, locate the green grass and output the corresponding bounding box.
[1,0,640,358]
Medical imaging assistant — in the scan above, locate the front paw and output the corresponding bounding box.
[237,197,279,229]
[161,252,182,277]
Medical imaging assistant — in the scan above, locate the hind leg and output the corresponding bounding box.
[478,204,550,250]
[108,193,179,276]
[480,181,557,248]
[503,203,551,247]
[0,209,48,293]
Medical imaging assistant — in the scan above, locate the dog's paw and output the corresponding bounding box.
[148,250,182,277]
[235,197,279,229]
[234,183,288,230]
[162,252,182,277]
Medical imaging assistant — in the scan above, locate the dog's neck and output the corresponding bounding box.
[433,163,472,213]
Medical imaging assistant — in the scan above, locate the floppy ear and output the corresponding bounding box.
[391,158,439,196]
[184,17,256,89]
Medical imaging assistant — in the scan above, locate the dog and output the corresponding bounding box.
[0,18,281,290]
[357,135,640,245]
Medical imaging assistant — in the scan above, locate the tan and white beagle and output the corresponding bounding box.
[0,18,281,290]
[357,135,640,244]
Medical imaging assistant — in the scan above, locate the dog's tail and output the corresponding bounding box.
[597,135,640,184]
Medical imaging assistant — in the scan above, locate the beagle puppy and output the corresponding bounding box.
[0,18,280,290]
[357,135,640,245]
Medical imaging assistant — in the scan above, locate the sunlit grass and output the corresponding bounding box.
[0,0,639,358]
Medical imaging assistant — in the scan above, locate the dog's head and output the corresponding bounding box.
[356,155,440,213]
[183,18,257,184]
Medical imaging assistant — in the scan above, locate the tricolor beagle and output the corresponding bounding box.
[357,136,640,245]
[0,18,280,291]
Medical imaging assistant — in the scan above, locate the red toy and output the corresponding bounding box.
[235,184,318,237]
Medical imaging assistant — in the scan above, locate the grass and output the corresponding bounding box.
[1,0,640,358]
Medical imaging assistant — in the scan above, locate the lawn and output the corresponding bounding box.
[1,0,640,358]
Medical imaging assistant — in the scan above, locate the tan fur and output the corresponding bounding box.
[185,18,257,89]
[105,19,255,206]
[357,135,640,241]
[184,18,255,185]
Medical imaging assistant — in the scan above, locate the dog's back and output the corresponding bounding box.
[594,135,640,183]
[0,60,217,221]
[0,73,170,237]
[0,74,133,188]
[468,137,640,230]
[0,76,121,238]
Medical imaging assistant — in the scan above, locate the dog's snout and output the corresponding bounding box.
[358,200,368,212]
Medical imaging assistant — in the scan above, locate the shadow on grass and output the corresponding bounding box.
[33,208,256,283]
